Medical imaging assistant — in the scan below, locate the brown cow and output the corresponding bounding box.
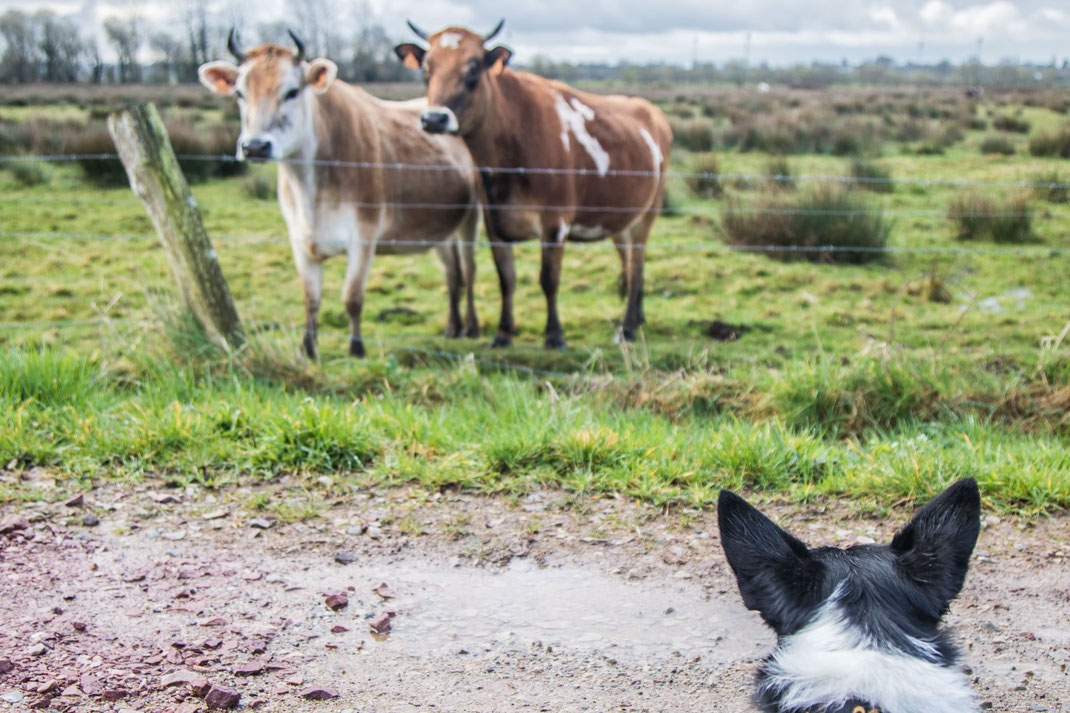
[395,20,672,349]
[199,31,481,359]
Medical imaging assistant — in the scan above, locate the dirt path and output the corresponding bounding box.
[1,479,1067,712]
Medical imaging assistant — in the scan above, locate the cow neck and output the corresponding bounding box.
[282,83,377,193]
[462,70,518,172]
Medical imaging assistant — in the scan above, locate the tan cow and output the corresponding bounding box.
[199,31,481,359]
[396,20,672,349]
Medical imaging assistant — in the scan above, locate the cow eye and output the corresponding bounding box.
[464,65,479,91]
[283,88,300,102]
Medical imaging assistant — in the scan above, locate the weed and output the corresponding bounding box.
[979,135,1016,155]
[1032,170,1069,204]
[720,186,890,264]
[684,152,722,199]
[849,158,893,193]
[1028,127,1070,158]
[949,194,1034,243]
[6,160,52,187]
[991,115,1031,133]
[765,156,795,190]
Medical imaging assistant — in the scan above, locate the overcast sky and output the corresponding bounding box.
[3,0,1069,66]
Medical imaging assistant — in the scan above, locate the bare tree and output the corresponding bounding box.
[181,0,209,71]
[150,30,187,83]
[287,0,342,58]
[36,11,84,82]
[103,16,142,83]
[0,10,39,83]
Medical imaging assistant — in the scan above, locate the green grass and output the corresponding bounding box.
[1,85,1069,515]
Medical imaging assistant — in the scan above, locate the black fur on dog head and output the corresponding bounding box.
[717,479,981,711]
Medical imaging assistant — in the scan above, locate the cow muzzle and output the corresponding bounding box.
[240,138,274,160]
[420,107,459,135]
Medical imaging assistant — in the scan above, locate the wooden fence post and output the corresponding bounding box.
[107,103,244,350]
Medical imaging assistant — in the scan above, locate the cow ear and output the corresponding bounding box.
[305,59,337,94]
[717,490,824,635]
[198,61,240,95]
[891,478,981,614]
[484,45,511,76]
[394,43,425,71]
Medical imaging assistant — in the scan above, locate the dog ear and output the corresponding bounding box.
[718,490,824,634]
[891,478,981,613]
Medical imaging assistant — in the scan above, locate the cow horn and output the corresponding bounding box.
[227,28,245,64]
[483,18,505,43]
[406,20,430,41]
[288,29,306,63]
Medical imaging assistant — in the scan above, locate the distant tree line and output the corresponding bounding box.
[2,2,1069,89]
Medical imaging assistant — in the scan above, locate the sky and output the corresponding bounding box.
[2,0,1069,67]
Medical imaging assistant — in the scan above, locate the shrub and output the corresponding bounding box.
[684,152,722,199]
[1032,170,1068,204]
[992,115,1031,133]
[669,117,715,152]
[765,156,795,190]
[849,158,893,193]
[1029,128,1070,158]
[6,160,52,187]
[720,186,890,264]
[948,194,1034,243]
[979,135,1016,155]
[243,164,277,200]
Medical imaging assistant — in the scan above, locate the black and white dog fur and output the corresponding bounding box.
[717,479,982,713]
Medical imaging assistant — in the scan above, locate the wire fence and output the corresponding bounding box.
[1,151,1066,378]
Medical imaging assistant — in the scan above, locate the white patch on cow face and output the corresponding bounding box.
[438,32,462,49]
[760,594,977,713]
[552,92,610,177]
[421,106,459,134]
[234,64,312,161]
[639,127,663,175]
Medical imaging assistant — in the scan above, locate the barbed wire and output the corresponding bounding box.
[3,152,1070,191]
[3,230,1069,256]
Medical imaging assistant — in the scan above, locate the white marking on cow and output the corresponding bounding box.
[639,127,663,175]
[570,224,606,240]
[422,106,459,134]
[552,92,610,177]
[439,32,462,49]
[759,595,976,713]
[556,219,569,243]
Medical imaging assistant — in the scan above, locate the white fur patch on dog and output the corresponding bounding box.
[760,596,977,713]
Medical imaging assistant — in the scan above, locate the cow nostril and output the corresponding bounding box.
[241,139,272,159]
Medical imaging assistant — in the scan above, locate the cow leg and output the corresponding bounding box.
[342,240,375,359]
[540,235,567,350]
[489,241,516,348]
[297,259,323,361]
[459,208,480,338]
[621,216,655,341]
[435,241,464,339]
[614,240,629,299]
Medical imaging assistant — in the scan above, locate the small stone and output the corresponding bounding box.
[199,617,226,627]
[248,518,274,530]
[202,509,228,520]
[855,535,877,545]
[0,659,13,675]
[233,661,264,676]
[72,621,86,632]
[149,492,181,504]
[299,687,340,701]
[175,704,200,713]
[369,613,392,634]
[29,696,53,710]
[102,689,129,701]
[334,552,357,565]
[372,582,395,600]
[330,625,349,634]
[0,691,24,704]
[160,670,209,693]
[28,643,48,656]
[63,493,85,508]
[36,680,57,694]
[0,515,29,535]
[82,514,100,527]
[324,592,348,611]
[203,684,240,709]
[60,685,81,697]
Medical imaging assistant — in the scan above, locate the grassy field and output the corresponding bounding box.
[1,83,1068,515]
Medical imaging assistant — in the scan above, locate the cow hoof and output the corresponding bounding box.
[620,329,638,343]
[544,335,567,350]
[463,325,481,339]
[490,335,512,349]
[349,337,366,358]
[303,333,318,360]
[444,325,462,339]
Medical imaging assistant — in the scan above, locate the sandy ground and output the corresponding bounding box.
[0,476,1067,712]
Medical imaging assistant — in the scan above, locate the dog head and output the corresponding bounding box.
[717,479,981,713]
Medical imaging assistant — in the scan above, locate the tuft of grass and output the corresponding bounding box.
[255,400,381,473]
[1031,170,1069,204]
[684,152,723,199]
[991,115,1031,133]
[1028,127,1070,158]
[669,117,715,152]
[948,194,1034,243]
[6,160,52,187]
[0,349,103,410]
[720,186,890,264]
[979,135,1016,156]
[765,156,795,190]
[848,158,893,193]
